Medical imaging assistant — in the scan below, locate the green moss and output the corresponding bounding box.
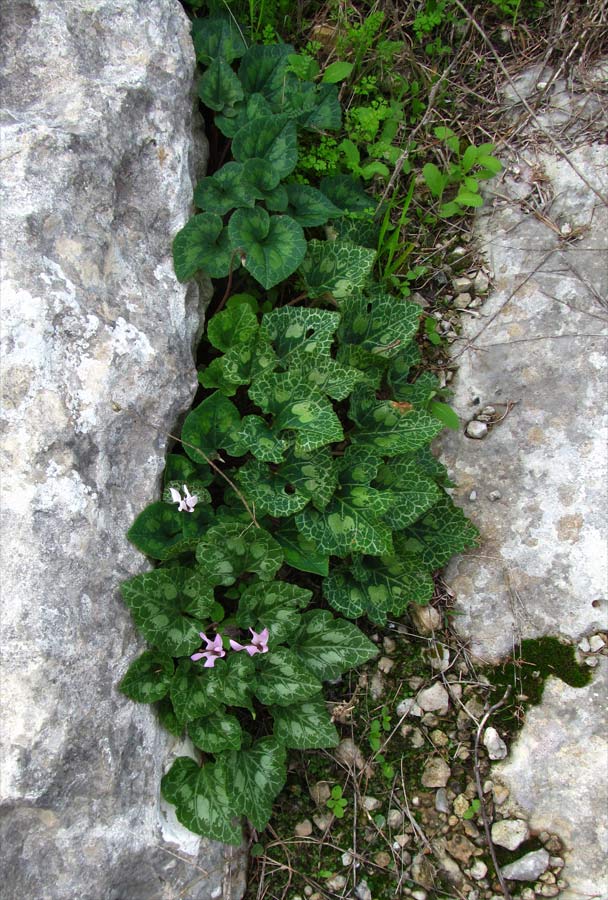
[486,636,591,732]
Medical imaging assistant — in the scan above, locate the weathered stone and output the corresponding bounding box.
[491,819,530,850]
[411,603,442,634]
[496,662,608,899]
[335,738,367,771]
[445,833,476,864]
[295,820,313,837]
[309,781,331,806]
[501,849,550,882]
[387,808,404,829]
[421,756,451,788]
[0,3,244,899]
[483,727,508,760]
[440,90,608,662]
[362,796,382,811]
[354,881,372,900]
[465,420,488,439]
[417,683,450,714]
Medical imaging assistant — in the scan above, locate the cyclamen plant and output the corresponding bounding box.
[119,11,482,847]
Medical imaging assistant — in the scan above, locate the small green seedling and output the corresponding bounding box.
[463,798,481,820]
[326,784,348,818]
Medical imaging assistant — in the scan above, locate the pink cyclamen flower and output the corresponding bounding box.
[169,484,198,513]
[229,627,269,657]
[191,632,226,667]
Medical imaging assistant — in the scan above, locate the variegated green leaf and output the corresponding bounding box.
[236,446,337,517]
[236,415,289,463]
[295,449,393,557]
[298,239,376,301]
[291,609,377,680]
[161,756,242,845]
[375,457,441,529]
[255,648,322,706]
[232,113,298,180]
[214,651,256,708]
[192,15,247,66]
[236,580,310,645]
[188,709,243,753]
[198,56,244,114]
[238,43,294,105]
[396,492,480,569]
[224,737,287,831]
[181,392,243,462]
[228,207,306,290]
[195,522,283,585]
[249,369,343,453]
[319,175,373,213]
[271,695,339,749]
[338,286,421,358]
[172,213,232,281]
[349,386,443,456]
[323,553,435,624]
[120,569,206,656]
[285,183,342,226]
[119,650,174,703]
[127,502,188,561]
[194,162,255,215]
[272,522,330,576]
[170,659,223,723]
[260,306,340,367]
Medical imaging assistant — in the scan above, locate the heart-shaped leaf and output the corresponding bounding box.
[228,207,306,290]
[195,522,284,585]
[188,708,243,753]
[338,286,421,359]
[291,609,378,680]
[170,659,223,723]
[255,648,322,706]
[194,162,255,215]
[375,456,441,529]
[319,175,373,213]
[236,415,289,462]
[120,569,208,657]
[224,737,287,831]
[173,213,232,281]
[232,114,298,181]
[127,501,189,560]
[323,552,435,624]
[271,695,339,749]
[181,392,243,462]
[198,56,244,114]
[161,756,242,845]
[238,43,294,103]
[349,386,444,456]
[249,368,343,452]
[119,650,174,703]
[285,184,342,227]
[237,446,337,518]
[298,239,376,301]
[236,581,311,645]
[396,492,479,569]
[272,522,330,576]
[192,15,247,66]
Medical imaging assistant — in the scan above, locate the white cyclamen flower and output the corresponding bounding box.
[169,484,198,513]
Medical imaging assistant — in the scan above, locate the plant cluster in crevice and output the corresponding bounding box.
[119,11,481,846]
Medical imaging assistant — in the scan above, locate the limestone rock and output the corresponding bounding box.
[417,683,450,714]
[0,3,243,900]
[483,727,508,760]
[421,756,451,788]
[501,849,550,881]
[411,603,442,634]
[495,662,608,899]
[491,819,530,850]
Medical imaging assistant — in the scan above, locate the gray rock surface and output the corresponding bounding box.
[441,134,608,658]
[439,62,608,900]
[496,661,608,899]
[500,849,550,882]
[0,2,244,898]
